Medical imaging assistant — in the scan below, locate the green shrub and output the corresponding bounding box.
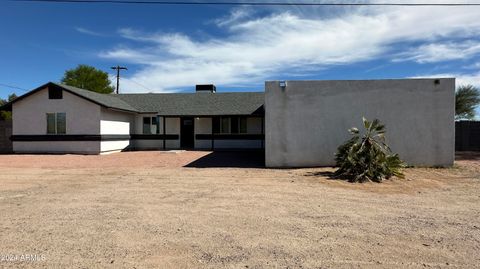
[334,117,405,183]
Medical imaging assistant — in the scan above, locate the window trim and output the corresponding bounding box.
[143,116,159,134]
[214,116,248,134]
[220,117,231,134]
[46,112,66,134]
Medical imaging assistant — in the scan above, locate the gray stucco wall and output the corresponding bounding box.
[265,79,455,167]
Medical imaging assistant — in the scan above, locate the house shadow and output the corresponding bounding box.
[184,150,265,168]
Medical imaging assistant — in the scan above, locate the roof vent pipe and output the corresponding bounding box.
[196,84,216,93]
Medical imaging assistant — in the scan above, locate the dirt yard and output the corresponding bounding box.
[0,151,479,268]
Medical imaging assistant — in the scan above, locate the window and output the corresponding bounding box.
[213,116,248,134]
[47,113,55,134]
[143,116,158,134]
[231,117,238,133]
[220,117,230,133]
[46,113,66,134]
[239,117,247,133]
[48,87,62,99]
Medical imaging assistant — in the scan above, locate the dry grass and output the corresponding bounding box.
[0,151,479,268]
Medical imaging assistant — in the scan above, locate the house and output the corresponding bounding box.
[1,78,455,167]
[2,82,264,154]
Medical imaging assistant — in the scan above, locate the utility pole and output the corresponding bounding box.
[111,65,127,94]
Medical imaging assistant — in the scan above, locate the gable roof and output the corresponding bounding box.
[1,82,264,116]
[0,82,137,113]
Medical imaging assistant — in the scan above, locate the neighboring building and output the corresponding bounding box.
[1,78,455,167]
[2,82,264,154]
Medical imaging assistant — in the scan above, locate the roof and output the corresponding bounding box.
[57,83,137,112]
[115,92,264,115]
[0,82,264,116]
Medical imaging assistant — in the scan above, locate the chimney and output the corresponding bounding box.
[196,84,216,93]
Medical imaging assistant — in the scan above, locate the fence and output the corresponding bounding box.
[455,121,480,151]
[0,120,12,153]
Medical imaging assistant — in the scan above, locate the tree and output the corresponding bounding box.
[455,85,480,120]
[334,117,405,183]
[0,93,18,120]
[61,64,114,94]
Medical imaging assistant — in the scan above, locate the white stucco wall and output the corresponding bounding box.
[194,117,264,149]
[247,117,263,134]
[100,108,134,152]
[265,79,455,167]
[12,87,102,154]
[133,116,180,149]
[165,117,180,149]
[100,108,133,135]
[13,87,101,135]
[214,140,263,149]
[12,141,100,154]
[194,117,212,149]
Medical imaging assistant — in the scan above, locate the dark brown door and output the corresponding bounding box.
[180,117,194,149]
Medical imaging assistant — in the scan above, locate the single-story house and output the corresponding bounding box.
[1,78,455,167]
[1,82,264,154]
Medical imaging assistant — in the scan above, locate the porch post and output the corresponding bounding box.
[261,116,264,149]
[163,116,166,150]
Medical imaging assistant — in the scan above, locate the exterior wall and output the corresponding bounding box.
[12,87,102,154]
[100,108,134,152]
[194,117,212,149]
[13,88,101,135]
[194,117,264,149]
[13,141,100,154]
[165,117,180,149]
[214,140,263,149]
[247,117,263,134]
[265,79,455,167]
[133,115,180,150]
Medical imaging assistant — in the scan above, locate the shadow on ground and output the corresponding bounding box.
[184,150,265,168]
[455,151,480,161]
[304,171,337,178]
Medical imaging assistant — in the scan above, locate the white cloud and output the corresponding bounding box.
[214,7,253,27]
[394,41,480,63]
[413,71,480,87]
[99,3,480,93]
[75,27,105,37]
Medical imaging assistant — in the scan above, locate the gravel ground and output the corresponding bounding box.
[0,151,479,268]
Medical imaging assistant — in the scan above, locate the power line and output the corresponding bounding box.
[121,77,155,92]
[0,83,29,92]
[12,0,480,6]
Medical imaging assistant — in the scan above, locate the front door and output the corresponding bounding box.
[180,117,194,149]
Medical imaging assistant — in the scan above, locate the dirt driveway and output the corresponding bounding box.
[0,151,479,268]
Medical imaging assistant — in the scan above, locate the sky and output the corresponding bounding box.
[1,0,480,115]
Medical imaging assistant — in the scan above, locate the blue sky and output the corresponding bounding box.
[1,0,480,116]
